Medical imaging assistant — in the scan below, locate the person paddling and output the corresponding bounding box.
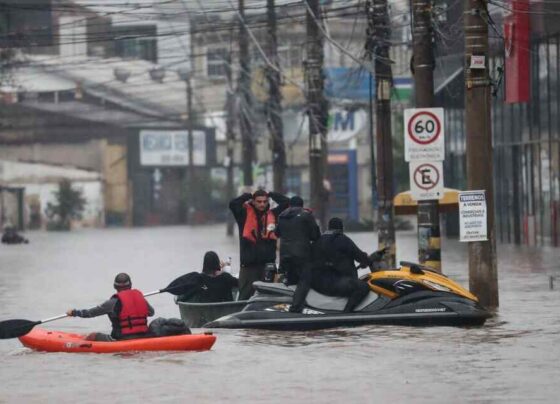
[66,273,154,341]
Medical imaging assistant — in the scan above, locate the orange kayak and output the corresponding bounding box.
[19,328,216,353]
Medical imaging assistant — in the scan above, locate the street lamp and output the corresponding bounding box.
[177,67,194,224]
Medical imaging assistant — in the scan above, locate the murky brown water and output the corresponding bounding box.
[1,225,559,403]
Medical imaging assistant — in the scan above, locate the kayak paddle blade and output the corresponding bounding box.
[161,273,199,296]
[0,319,40,339]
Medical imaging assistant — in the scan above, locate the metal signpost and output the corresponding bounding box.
[404,107,445,271]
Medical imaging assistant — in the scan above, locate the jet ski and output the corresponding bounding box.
[205,261,491,330]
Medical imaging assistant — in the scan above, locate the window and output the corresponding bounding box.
[277,45,302,71]
[113,25,157,63]
[206,47,227,78]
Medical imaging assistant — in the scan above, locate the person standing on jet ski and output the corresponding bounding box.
[177,251,239,303]
[229,189,289,300]
[311,218,385,313]
[66,273,154,341]
[276,196,321,313]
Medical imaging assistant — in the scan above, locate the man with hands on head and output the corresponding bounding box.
[229,188,289,300]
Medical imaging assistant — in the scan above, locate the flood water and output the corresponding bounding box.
[1,225,559,403]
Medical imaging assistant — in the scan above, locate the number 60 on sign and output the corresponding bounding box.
[404,108,445,162]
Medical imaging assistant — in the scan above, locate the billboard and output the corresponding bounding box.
[139,130,207,166]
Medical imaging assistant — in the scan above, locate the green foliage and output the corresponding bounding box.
[45,179,86,231]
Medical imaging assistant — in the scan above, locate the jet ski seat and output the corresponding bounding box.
[252,282,380,312]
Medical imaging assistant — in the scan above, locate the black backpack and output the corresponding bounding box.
[148,317,191,337]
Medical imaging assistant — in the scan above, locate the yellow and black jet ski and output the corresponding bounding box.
[205,261,491,331]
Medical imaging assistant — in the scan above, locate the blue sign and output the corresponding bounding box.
[324,68,372,102]
[333,110,355,131]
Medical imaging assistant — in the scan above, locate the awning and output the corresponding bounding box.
[394,188,461,215]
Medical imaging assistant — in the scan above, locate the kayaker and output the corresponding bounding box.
[276,196,320,313]
[177,251,239,303]
[229,188,289,300]
[66,273,154,341]
[311,218,384,313]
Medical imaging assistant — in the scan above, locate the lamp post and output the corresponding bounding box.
[177,67,194,224]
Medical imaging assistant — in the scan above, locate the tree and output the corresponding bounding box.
[45,179,86,230]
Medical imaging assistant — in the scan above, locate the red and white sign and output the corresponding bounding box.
[404,108,445,161]
[470,55,486,69]
[409,161,444,201]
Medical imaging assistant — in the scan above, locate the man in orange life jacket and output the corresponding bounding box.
[229,189,289,300]
[66,273,155,341]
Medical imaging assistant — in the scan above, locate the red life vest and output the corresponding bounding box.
[115,289,149,336]
[242,203,277,243]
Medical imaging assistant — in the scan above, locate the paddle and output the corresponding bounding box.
[0,273,200,339]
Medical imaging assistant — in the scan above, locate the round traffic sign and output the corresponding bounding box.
[413,163,440,191]
[407,111,441,145]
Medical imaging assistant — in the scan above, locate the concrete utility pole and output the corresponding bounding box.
[177,67,194,224]
[364,3,378,230]
[368,0,396,267]
[305,0,328,228]
[412,0,441,271]
[238,0,254,186]
[225,49,235,236]
[266,0,286,192]
[464,0,499,308]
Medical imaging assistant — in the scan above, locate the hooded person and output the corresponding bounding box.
[1,224,29,245]
[276,196,320,312]
[176,251,239,303]
[229,189,289,300]
[66,273,155,341]
[311,218,382,313]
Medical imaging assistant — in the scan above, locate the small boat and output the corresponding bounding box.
[19,327,216,353]
[177,299,249,328]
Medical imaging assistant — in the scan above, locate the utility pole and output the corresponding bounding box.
[367,0,395,267]
[238,0,254,186]
[266,0,286,192]
[177,67,194,224]
[225,49,235,236]
[464,0,499,308]
[365,6,378,229]
[412,0,441,271]
[305,0,328,229]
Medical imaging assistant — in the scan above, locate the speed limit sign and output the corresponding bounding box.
[404,108,445,161]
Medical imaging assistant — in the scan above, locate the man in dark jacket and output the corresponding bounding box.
[229,189,289,300]
[177,251,238,303]
[66,273,155,341]
[311,218,383,313]
[276,196,320,312]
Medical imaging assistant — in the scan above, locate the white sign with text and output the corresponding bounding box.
[459,190,488,242]
[409,161,444,201]
[140,130,207,166]
[404,108,445,161]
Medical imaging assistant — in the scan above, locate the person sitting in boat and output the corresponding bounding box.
[66,273,154,341]
[311,218,384,313]
[177,251,239,303]
[1,224,29,245]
